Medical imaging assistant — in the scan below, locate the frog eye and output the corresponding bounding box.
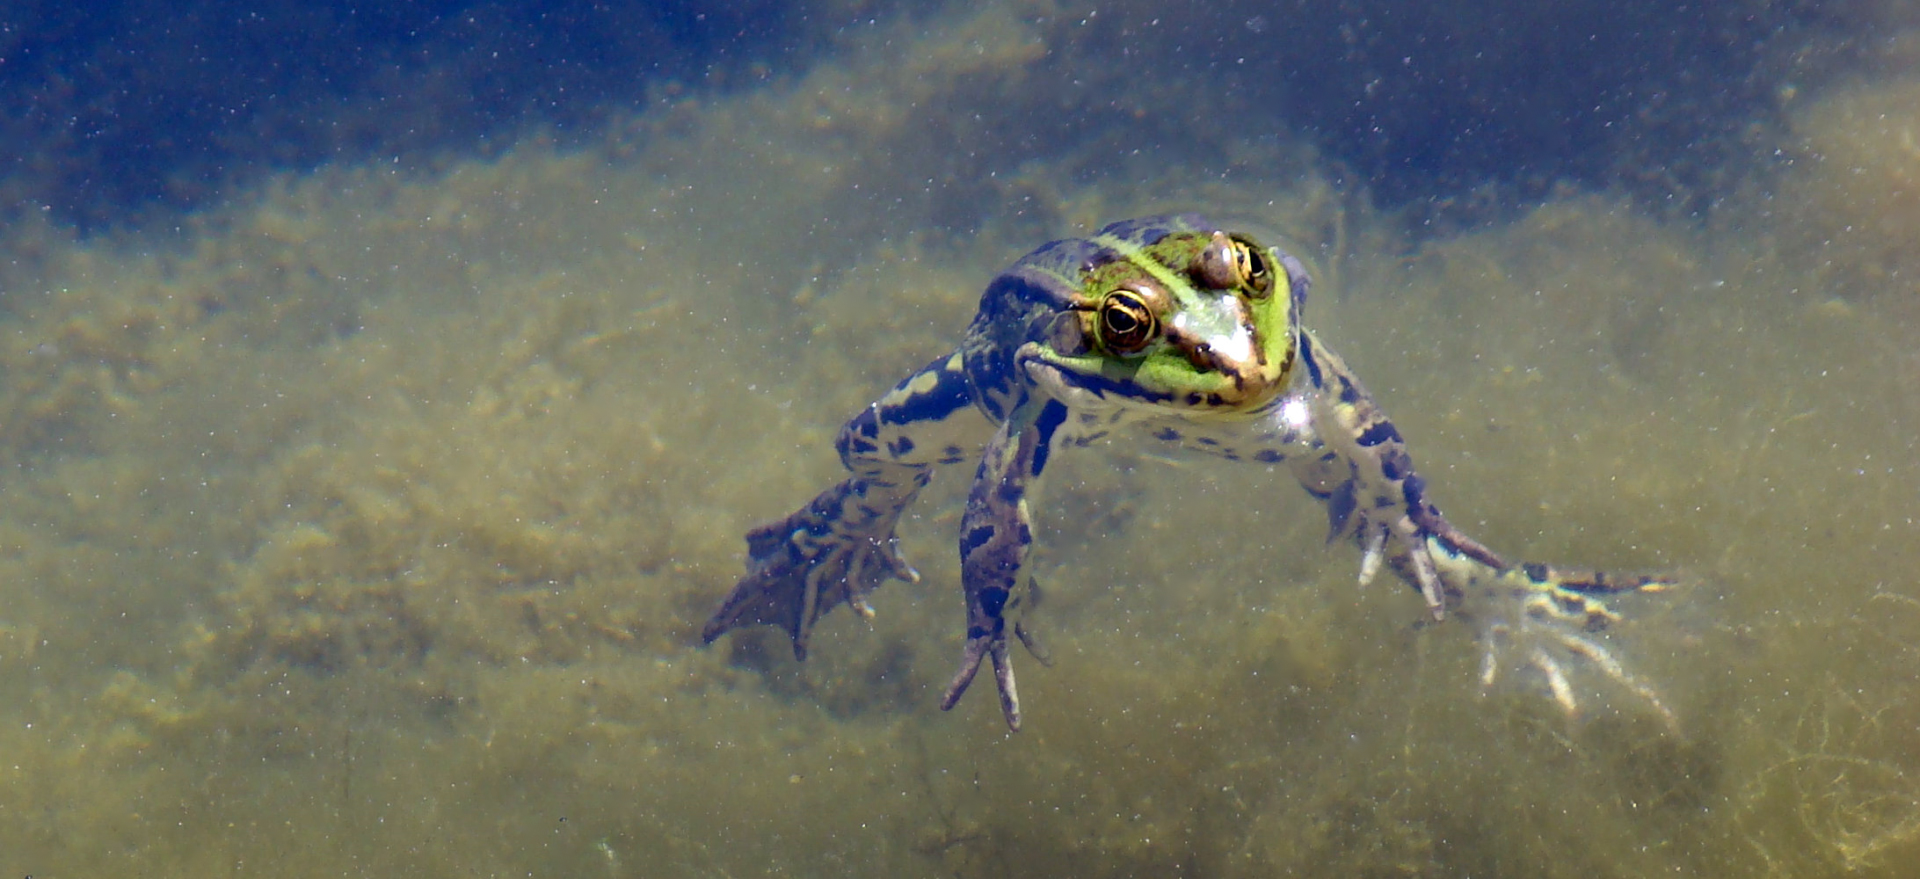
[1235,236,1275,297]
[1099,287,1159,355]
[1192,232,1276,298]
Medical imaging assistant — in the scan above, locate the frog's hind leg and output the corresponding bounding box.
[1483,561,1680,731]
[939,634,1018,724]
[703,478,929,660]
[1415,540,1682,732]
[703,353,991,661]
[1014,615,1054,667]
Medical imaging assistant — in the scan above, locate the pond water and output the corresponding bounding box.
[2,2,1918,876]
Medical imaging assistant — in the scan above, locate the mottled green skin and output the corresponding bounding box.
[703,215,1670,731]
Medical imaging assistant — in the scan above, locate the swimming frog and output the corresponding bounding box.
[703,214,1672,731]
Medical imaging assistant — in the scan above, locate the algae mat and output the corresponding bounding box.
[2,6,1919,877]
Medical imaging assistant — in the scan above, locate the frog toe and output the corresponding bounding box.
[1480,614,1680,734]
[1014,620,1053,667]
[876,534,922,584]
[1355,522,1388,587]
[1396,520,1448,619]
[1473,563,1682,732]
[940,633,1022,731]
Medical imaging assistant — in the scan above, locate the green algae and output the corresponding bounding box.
[1,4,1919,877]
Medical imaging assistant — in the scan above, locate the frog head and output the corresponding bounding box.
[1023,216,1307,416]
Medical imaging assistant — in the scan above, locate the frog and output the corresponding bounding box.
[702,214,1673,732]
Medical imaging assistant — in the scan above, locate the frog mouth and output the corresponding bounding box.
[1023,336,1292,414]
[1022,354,1177,408]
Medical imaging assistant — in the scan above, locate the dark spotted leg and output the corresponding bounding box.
[703,353,988,660]
[1296,332,1503,617]
[939,397,1066,731]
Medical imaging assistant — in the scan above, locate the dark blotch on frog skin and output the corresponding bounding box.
[978,585,1010,618]
[881,365,974,427]
[1355,420,1402,448]
[961,525,995,555]
[1031,400,1068,477]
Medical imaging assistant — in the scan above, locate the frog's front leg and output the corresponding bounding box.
[703,353,988,660]
[938,395,1064,732]
[1298,332,1504,618]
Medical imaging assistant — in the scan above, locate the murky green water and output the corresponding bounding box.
[2,3,1918,876]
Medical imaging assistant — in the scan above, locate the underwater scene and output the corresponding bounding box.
[3,1,1919,875]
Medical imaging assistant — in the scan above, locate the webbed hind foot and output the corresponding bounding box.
[702,484,920,660]
[1477,562,1680,731]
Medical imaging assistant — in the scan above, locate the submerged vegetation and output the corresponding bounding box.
[1,1,1918,875]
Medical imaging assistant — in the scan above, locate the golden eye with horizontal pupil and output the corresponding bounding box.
[1099,288,1158,355]
[1192,232,1275,297]
[1233,234,1275,298]
[1193,231,1244,289]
